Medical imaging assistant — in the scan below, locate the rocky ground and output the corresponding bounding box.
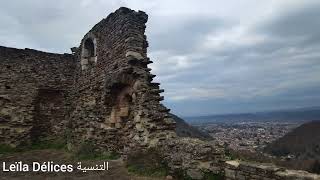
[0,149,163,180]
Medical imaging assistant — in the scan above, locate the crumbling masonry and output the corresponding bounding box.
[0,7,175,152]
[1,7,320,180]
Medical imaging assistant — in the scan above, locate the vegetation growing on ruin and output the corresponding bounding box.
[73,141,120,160]
[202,171,225,180]
[0,138,120,161]
[126,148,168,177]
[0,144,18,155]
[171,169,224,180]
[0,138,67,155]
[28,138,67,150]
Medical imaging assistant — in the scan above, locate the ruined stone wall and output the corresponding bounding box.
[158,137,320,180]
[0,46,75,146]
[68,7,176,152]
[0,7,176,151]
[160,138,226,179]
[224,160,320,180]
[0,7,320,179]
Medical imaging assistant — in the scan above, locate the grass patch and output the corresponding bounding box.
[0,144,18,155]
[203,171,224,180]
[0,138,67,155]
[0,139,120,161]
[26,139,67,150]
[170,169,193,180]
[126,148,168,177]
[127,163,168,177]
[76,151,120,160]
[172,169,224,180]
[73,141,120,160]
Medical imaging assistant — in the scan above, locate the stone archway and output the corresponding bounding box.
[109,83,134,128]
[80,35,97,70]
[83,38,95,57]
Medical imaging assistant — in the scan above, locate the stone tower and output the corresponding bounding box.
[69,7,176,152]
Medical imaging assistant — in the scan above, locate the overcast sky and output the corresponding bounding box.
[1,0,320,116]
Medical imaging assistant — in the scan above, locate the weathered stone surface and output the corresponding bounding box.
[0,47,75,145]
[125,51,144,60]
[1,7,320,180]
[0,7,175,152]
[276,169,320,180]
[224,160,320,180]
[159,137,225,178]
[225,169,236,179]
[187,168,204,180]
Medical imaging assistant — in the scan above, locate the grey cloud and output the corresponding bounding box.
[155,4,320,114]
[256,4,320,38]
[0,0,319,115]
[254,2,320,52]
[148,17,231,54]
[0,0,121,52]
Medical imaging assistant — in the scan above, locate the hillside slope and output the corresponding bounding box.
[264,121,320,159]
[171,114,212,140]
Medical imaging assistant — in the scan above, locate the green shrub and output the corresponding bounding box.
[172,169,193,180]
[203,171,224,180]
[126,148,169,177]
[27,138,67,150]
[74,141,119,160]
[127,163,168,177]
[0,138,67,155]
[0,144,18,154]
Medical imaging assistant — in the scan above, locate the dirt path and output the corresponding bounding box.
[0,150,163,180]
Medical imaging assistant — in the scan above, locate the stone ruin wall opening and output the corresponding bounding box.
[0,47,75,146]
[80,36,97,70]
[30,89,66,142]
[109,83,134,129]
[67,7,176,152]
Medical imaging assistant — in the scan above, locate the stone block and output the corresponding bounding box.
[125,51,143,60]
[225,169,236,179]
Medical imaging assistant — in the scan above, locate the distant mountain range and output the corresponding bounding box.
[184,106,320,124]
[170,114,212,140]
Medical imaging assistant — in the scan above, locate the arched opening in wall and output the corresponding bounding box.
[81,37,97,70]
[84,38,95,57]
[109,83,133,128]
